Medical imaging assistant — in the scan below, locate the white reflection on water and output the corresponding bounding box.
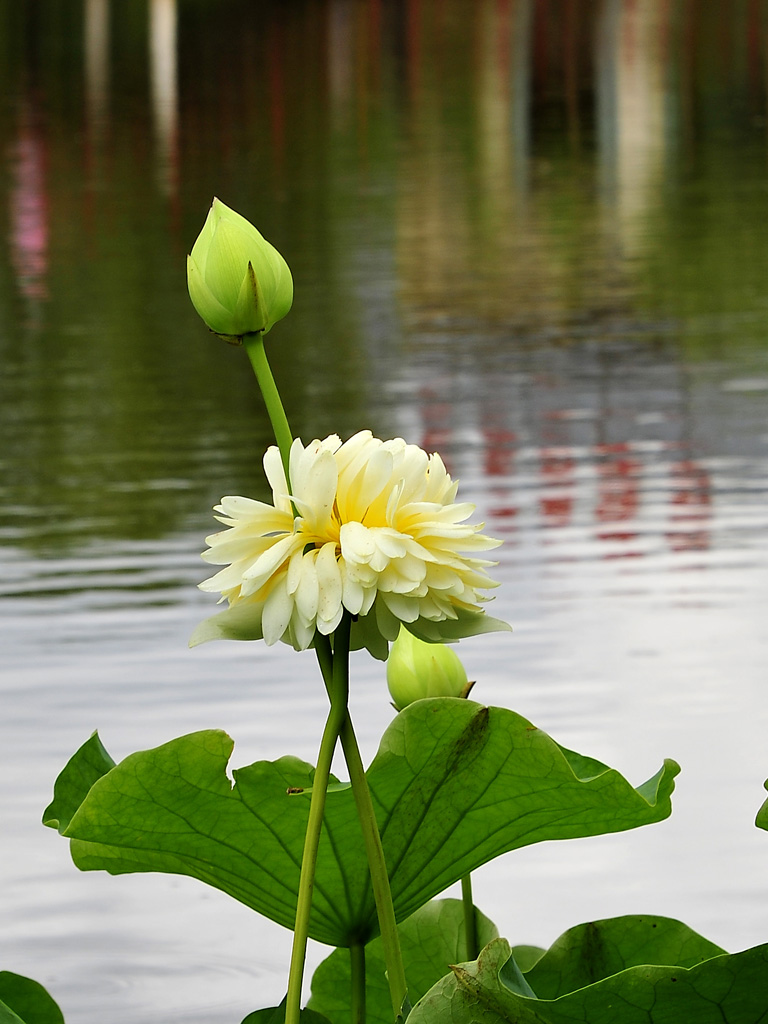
[84,0,109,131]
[2,339,768,1022]
[149,0,179,197]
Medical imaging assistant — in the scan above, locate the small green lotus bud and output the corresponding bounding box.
[386,627,472,711]
[187,198,293,342]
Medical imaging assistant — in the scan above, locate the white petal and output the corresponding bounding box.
[289,611,317,651]
[340,567,366,615]
[263,446,292,509]
[394,445,429,503]
[368,536,394,574]
[359,585,377,615]
[371,528,408,559]
[198,562,249,594]
[241,534,299,590]
[294,552,320,621]
[319,433,342,453]
[262,576,294,645]
[202,531,282,566]
[334,430,374,476]
[316,599,343,636]
[352,446,395,517]
[286,548,304,595]
[340,521,375,565]
[316,541,343,625]
[375,596,405,640]
[381,592,420,622]
[214,494,273,519]
[297,446,338,525]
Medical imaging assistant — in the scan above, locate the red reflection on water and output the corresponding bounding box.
[595,442,640,546]
[484,427,518,531]
[416,404,713,561]
[418,390,454,474]
[667,459,711,552]
[539,448,574,527]
[484,427,517,477]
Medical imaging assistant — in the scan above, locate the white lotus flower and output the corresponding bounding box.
[192,431,509,658]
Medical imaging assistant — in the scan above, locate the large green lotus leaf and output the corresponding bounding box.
[45,700,678,948]
[526,916,726,999]
[308,898,499,1023]
[0,973,65,1024]
[353,700,678,927]
[45,731,350,945]
[408,925,768,1024]
[0,1002,23,1024]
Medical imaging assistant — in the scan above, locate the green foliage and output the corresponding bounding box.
[0,973,64,1024]
[42,732,115,833]
[308,899,498,1022]
[408,919,768,1024]
[754,784,768,833]
[525,916,726,998]
[240,1000,331,1024]
[44,701,678,948]
[190,601,512,660]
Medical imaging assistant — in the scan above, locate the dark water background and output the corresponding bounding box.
[1,1,767,1021]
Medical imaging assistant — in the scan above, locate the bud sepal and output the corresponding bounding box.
[386,626,474,711]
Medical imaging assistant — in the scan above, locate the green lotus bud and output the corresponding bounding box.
[187,198,293,342]
[386,627,473,711]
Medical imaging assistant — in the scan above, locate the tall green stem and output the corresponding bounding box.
[315,636,409,1018]
[285,617,351,1024]
[461,873,479,961]
[350,943,366,1024]
[243,332,294,481]
[341,715,408,1016]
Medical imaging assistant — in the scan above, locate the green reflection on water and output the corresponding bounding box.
[1,0,766,551]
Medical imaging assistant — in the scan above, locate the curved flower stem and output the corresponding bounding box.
[340,714,408,1017]
[242,332,294,482]
[314,635,409,1018]
[349,942,366,1024]
[285,617,351,1024]
[460,873,479,961]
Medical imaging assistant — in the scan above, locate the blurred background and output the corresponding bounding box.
[1,1,767,1021]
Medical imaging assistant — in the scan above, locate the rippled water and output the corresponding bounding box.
[2,2,768,1021]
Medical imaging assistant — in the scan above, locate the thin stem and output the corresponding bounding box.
[339,715,408,1017]
[349,943,366,1024]
[314,635,409,1017]
[285,617,351,1024]
[243,332,294,482]
[314,633,333,690]
[461,873,479,961]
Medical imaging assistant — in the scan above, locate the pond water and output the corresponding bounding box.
[1,1,768,1020]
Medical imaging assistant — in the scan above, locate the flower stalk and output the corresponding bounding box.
[341,714,408,1017]
[315,635,409,1018]
[461,873,479,961]
[284,615,351,1024]
[349,942,366,1024]
[243,332,294,484]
